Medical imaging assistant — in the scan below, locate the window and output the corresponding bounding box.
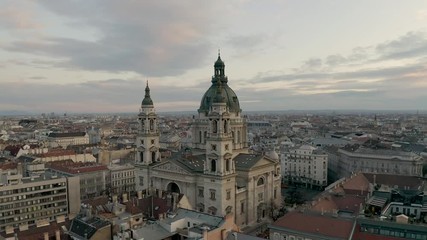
[139,176,144,186]
[274,188,277,199]
[212,120,217,133]
[226,159,230,172]
[257,177,264,186]
[198,203,204,212]
[150,119,154,130]
[240,201,245,214]
[198,188,204,197]
[210,189,216,200]
[226,189,231,200]
[211,159,216,172]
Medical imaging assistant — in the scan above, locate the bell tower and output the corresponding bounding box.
[204,80,234,176]
[136,82,160,165]
[202,73,236,217]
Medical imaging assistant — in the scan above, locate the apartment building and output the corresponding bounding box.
[0,171,80,234]
[283,145,328,188]
[108,164,135,195]
[46,160,109,200]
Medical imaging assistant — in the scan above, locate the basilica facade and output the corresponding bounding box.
[134,55,282,227]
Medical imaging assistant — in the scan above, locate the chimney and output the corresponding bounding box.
[55,230,61,240]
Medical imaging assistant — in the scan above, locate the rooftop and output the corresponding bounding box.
[270,211,355,239]
[47,160,108,175]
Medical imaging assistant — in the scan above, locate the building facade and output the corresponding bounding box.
[47,132,89,148]
[135,55,282,228]
[283,145,328,188]
[108,164,135,195]
[0,172,80,233]
[331,146,424,179]
[46,160,109,200]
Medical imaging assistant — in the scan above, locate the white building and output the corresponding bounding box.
[282,145,328,188]
[48,132,89,148]
[336,146,423,178]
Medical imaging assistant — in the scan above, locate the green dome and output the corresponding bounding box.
[199,82,241,113]
[199,54,241,113]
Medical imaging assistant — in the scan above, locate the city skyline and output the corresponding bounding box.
[1,1,427,113]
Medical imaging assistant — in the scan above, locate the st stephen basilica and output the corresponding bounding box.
[134,54,282,227]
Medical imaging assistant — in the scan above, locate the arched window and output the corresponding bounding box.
[211,159,216,172]
[212,120,217,133]
[203,131,207,143]
[199,131,202,143]
[226,159,230,172]
[224,120,227,133]
[257,177,264,186]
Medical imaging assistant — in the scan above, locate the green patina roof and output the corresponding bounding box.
[199,55,241,113]
[141,82,154,106]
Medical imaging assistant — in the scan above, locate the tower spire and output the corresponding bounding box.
[141,80,153,106]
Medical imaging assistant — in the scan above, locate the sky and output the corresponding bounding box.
[1,0,427,114]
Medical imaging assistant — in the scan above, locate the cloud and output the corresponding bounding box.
[325,54,347,66]
[0,79,207,113]
[2,1,222,77]
[0,3,43,29]
[376,31,427,60]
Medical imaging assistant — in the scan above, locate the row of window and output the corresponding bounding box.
[0,182,66,196]
[361,226,426,239]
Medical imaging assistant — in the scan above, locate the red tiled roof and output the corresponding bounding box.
[312,195,364,215]
[36,149,76,158]
[46,160,108,174]
[0,220,70,240]
[334,173,370,196]
[0,162,17,171]
[4,145,22,156]
[363,173,423,190]
[271,211,355,239]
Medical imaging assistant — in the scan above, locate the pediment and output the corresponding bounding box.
[251,156,276,168]
[152,161,191,175]
[207,152,219,158]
